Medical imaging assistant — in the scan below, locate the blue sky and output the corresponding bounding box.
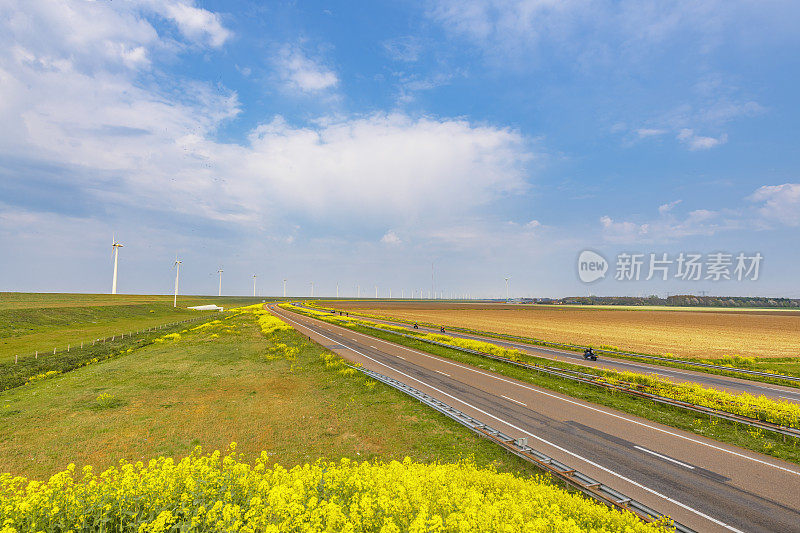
[1,0,799,298]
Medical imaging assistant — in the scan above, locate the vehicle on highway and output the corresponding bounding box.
[583,347,597,361]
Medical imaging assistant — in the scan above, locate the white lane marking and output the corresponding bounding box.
[297,311,800,477]
[277,312,743,533]
[370,345,379,349]
[779,395,796,400]
[634,446,695,470]
[436,370,450,377]
[396,355,406,360]
[501,395,527,407]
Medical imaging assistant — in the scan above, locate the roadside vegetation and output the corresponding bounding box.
[311,302,800,384]
[316,300,800,361]
[0,302,671,531]
[288,305,800,465]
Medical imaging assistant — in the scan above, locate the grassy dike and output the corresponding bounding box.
[0,310,541,480]
[287,307,800,465]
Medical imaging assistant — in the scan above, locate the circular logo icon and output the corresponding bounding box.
[577,250,608,283]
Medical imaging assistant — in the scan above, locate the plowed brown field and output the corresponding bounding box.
[322,302,800,359]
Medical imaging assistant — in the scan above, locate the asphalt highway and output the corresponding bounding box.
[303,305,800,404]
[272,305,800,533]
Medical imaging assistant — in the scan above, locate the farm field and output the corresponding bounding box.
[0,307,536,480]
[320,301,800,360]
[0,292,267,362]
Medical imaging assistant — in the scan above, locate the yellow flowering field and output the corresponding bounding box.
[0,445,670,533]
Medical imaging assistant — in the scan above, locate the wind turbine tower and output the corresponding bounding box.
[283,279,287,298]
[173,256,182,308]
[310,281,314,297]
[504,277,510,301]
[217,268,223,297]
[111,235,123,294]
[252,274,257,297]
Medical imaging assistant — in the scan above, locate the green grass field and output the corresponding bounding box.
[0,308,537,480]
[0,292,270,362]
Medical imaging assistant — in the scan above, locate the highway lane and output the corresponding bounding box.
[305,305,800,404]
[272,305,800,533]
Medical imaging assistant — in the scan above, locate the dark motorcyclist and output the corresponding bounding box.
[583,347,597,361]
[440,326,445,333]
[413,322,419,329]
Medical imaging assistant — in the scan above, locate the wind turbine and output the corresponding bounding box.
[283,279,287,298]
[336,282,339,298]
[173,256,182,308]
[504,277,510,301]
[252,274,257,297]
[111,235,123,294]
[217,267,223,297]
[310,281,314,297]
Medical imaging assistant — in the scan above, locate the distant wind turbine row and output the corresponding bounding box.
[109,236,511,300]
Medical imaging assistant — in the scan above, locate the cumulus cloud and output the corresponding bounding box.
[0,1,534,236]
[276,45,338,92]
[749,183,800,227]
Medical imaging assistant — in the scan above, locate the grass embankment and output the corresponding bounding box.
[0,306,669,531]
[0,308,536,479]
[0,293,271,363]
[319,300,800,360]
[288,306,800,465]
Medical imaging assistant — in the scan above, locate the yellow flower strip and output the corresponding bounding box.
[0,446,669,532]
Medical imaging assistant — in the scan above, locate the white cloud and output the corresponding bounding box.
[658,199,682,214]
[157,1,231,47]
[0,2,534,234]
[599,215,650,242]
[600,208,736,243]
[749,183,800,227]
[637,128,666,138]
[380,230,402,245]
[236,113,531,223]
[276,46,338,92]
[677,128,727,150]
[525,219,541,229]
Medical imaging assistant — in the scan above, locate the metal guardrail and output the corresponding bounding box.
[351,322,800,440]
[301,303,800,384]
[356,365,694,533]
